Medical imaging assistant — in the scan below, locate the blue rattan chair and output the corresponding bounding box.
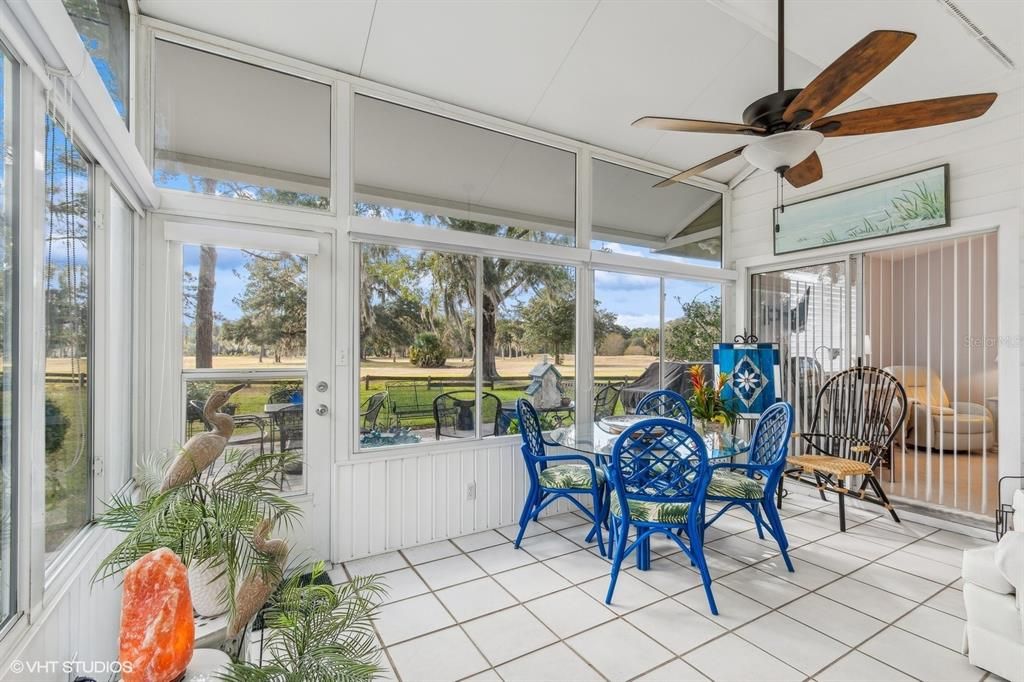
[635,389,692,424]
[706,401,796,571]
[514,399,606,556]
[604,418,717,615]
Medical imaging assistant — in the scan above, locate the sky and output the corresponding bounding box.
[183,245,249,320]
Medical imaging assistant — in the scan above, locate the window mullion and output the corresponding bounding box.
[475,256,483,440]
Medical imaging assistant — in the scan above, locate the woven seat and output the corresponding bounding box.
[788,454,873,478]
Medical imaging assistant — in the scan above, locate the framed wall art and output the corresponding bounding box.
[774,164,950,255]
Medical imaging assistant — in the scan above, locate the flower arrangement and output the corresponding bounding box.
[686,365,737,427]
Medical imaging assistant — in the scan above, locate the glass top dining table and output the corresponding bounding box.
[549,421,749,462]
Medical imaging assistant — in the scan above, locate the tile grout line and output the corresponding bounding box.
[343,490,981,681]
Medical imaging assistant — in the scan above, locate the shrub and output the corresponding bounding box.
[268,381,303,404]
[598,332,627,356]
[409,332,447,368]
[186,381,214,404]
[44,398,69,454]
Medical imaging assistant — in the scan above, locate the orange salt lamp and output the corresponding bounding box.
[118,547,195,682]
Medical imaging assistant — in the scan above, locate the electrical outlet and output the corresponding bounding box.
[466,482,477,501]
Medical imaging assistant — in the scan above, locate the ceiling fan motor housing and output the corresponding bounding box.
[742,89,803,133]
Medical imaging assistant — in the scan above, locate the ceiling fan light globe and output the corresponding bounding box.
[742,130,824,173]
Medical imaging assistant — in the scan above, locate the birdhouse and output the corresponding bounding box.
[526,356,563,410]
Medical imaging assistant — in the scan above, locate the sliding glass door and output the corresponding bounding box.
[750,233,998,515]
[750,260,855,434]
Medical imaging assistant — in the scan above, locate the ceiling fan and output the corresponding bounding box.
[636,0,997,189]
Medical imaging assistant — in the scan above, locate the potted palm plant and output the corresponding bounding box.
[94,447,301,619]
[220,563,387,681]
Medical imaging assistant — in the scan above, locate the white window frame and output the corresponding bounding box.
[0,9,152,650]
[91,174,138,509]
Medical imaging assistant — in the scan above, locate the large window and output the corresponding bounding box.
[154,40,331,209]
[353,96,575,246]
[44,115,92,557]
[664,278,723,364]
[489,258,576,430]
[592,159,722,267]
[358,244,576,449]
[182,245,307,370]
[182,244,308,492]
[594,271,661,400]
[63,0,131,124]
[0,46,15,622]
[595,271,722,414]
[358,246,477,448]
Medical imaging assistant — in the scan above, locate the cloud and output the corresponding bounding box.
[615,313,660,329]
[594,270,659,291]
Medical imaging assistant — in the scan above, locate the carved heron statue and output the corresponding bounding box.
[228,519,288,639]
[162,383,248,491]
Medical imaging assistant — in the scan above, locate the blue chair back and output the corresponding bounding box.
[635,390,692,424]
[516,398,547,462]
[748,402,794,484]
[609,418,710,514]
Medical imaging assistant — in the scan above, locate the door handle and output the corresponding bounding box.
[315,404,329,416]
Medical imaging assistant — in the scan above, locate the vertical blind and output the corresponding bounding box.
[751,233,998,516]
[864,233,997,515]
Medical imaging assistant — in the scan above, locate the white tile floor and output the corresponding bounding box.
[339,487,1001,682]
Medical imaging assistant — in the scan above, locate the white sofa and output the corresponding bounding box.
[884,365,995,453]
[962,489,1024,682]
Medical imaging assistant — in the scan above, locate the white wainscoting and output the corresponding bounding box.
[0,528,123,681]
[335,439,578,562]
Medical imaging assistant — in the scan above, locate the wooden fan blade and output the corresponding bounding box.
[633,116,765,135]
[810,93,997,137]
[783,30,916,124]
[654,147,746,188]
[784,152,823,188]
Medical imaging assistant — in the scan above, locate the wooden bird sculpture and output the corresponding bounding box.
[227,519,288,638]
[161,383,247,491]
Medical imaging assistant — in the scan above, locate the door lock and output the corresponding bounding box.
[316,381,329,393]
[315,404,329,416]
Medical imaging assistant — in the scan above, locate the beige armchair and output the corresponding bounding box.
[884,366,994,453]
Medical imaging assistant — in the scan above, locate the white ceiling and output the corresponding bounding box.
[140,0,1023,185]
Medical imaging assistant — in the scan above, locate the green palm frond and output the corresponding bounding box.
[218,566,388,682]
[93,448,300,619]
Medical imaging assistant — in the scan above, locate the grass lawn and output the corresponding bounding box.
[179,353,658,436]
[44,380,90,553]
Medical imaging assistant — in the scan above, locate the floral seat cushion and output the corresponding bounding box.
[707,470,764,500]
[610,496,690,524]
[538,463,605,490]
